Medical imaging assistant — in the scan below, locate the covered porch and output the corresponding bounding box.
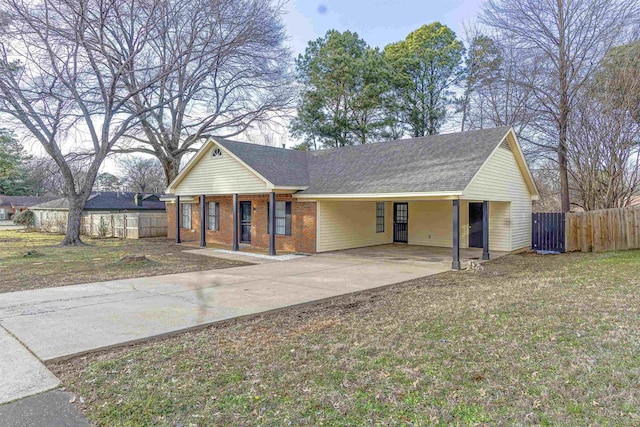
[313,197,510,270]
[325,243,509,267]
[173,193,282,255]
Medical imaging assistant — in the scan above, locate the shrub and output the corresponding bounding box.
[13,210,35,228]
[97,217,110,238]
[53,215,67,234]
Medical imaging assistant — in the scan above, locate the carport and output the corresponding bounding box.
[315,243,510,268]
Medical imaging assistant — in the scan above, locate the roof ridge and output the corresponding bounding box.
[215,137,295,153]
[307,126,512,156]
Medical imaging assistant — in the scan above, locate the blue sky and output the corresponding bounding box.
[283,0,484,56]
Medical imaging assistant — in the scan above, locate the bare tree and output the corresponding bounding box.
[22,155,88,196]
[117,0,294,184]
[118,156,165,193]
[481,0,640,212]
[568,50,640,210]
[531,161,562,212]
[94,173,121,192]
[460,30,538,148]
[0,0,167,245]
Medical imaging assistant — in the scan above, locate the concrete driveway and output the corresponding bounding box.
[0,244,502,403]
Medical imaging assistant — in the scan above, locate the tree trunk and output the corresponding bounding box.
[61,195,85,246]
[557,7,571,214]
[162,156,182,187]
[558,140,571,212]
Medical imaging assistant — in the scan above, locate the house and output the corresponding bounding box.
[31,192,166,237]
[165,127,539,269]
[0,195,54,220]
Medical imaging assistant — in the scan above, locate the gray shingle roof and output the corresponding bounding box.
[215,138,310,187]
[32,192,165,211]
[215,127,512,195]
[0,195,55,208]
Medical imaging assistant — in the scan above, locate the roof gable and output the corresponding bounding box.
[462,128,539,198]
[215,138,310,188]
[167,140,272,195]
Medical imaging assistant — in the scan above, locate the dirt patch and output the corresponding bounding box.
[117,254,149,264]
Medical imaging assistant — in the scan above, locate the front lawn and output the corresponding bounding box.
[51,250,640,426]
[0,230,247,293]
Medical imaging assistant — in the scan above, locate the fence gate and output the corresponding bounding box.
[532,212,566,253]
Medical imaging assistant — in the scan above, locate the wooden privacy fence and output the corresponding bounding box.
[566,206,640,252]
[81,212,167,239]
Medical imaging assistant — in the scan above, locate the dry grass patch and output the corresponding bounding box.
[0,230,248,293]
[51,250,640,426]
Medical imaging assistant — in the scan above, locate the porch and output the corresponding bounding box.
[323,244,509,267]
[171,195,507,270]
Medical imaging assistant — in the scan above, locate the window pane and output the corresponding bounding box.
[376,202,384,232]
[182,204,191,229]
[271,201,290,235]
[208,202,216,230]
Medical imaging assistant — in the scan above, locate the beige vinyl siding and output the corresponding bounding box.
[408,201,507,250]
[488,202,511,252]
[408,201,455,247]
[463,144,532,251]
[173,144,269,195]
[316,201,392,252]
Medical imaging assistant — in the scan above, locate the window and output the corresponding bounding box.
[212,147,222,158]
[267,201,291,236]
[182,203,192,229]
[376,202,385,233]
[208,202,219,231]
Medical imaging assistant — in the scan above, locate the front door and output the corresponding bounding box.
[240,201,252,243]
[469,202,483,248]
[393,203,408,243]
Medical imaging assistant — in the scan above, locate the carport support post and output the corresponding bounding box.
[269,192,276,256]
[232,193,239,251]
[200,195,206,247]
[482,201,490,260]
[452,199,461,270]
[175,195,181,244]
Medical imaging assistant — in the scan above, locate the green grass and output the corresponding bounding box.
[0,229,246,293]
[51,250,640,426]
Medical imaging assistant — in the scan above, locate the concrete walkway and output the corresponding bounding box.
[0,245,502,405]
[0,327,60,404]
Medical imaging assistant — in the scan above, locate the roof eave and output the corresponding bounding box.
[294,191,463,200]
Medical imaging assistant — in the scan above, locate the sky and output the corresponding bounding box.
[282,0,484,56]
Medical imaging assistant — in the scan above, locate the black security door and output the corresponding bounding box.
[240,201,252,243]
[469,202,483,248]
[393,203,408,243]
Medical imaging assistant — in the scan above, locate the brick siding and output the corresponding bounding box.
[167,194,317,253]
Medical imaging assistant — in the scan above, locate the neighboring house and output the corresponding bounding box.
[0,195,54,220]
[31,192,166,237]
[165,127,539,269]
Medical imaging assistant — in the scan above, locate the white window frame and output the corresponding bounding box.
[376,202,385,233]
[182,203,192,229]
[208,202,219,231]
